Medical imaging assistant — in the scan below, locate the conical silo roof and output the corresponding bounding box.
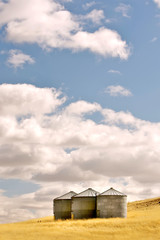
[55,191,77,200]
[100,187,127,196]
[73,188,99,197]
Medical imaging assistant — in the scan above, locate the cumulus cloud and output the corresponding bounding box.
[71,146,160,183]
[0,0,130,59]
[0,84,65,116]
[7,49,35,68]
[65,100,101,116]
[105,85,132,96]
[115,3,131,18]
[0,191,35,223]
[0,84,160,223]
[71,28,130,59]
[154,0,160,8]
[102,109,141,126]
[82,9,105,25]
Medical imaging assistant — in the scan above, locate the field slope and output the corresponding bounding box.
[0,197,160,240]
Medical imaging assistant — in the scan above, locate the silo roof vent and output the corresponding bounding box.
[100,187,127,196]
[73,188,99,197]
[55,191,77,200]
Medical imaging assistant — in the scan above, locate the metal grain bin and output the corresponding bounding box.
[97,187,127,218]
[71,188,99,219]
[54,191,77,220]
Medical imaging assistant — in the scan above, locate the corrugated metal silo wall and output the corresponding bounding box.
[97,195,127,218]
[54,199,72,220]
[71,197,97,219]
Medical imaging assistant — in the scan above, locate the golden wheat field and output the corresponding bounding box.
[0,197,160,240]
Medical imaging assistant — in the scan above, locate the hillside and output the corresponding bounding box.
[0,197,160,240]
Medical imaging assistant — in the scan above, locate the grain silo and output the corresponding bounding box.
[71,188,99,219]
[54,191,77,220]
[97,187,127,218]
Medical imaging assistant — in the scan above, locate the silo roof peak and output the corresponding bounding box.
[55,191,77,200]
[100,187,127,196]
[73,188,99,197]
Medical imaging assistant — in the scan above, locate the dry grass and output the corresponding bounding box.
[0,197,160,240]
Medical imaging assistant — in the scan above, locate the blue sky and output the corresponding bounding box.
[0,0,160,223]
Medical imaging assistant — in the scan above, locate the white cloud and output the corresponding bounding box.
[0,84,160,223]
[154,0,160,8]
[0,0,130,59]
[105,85,132,96]
[72,28,130,59]
[83,9,105,25]
[7,49,35,68]
[0,84,65,116]
[108,69,121,75]
[65,100,101,116]
[115,3,131,18]
[102,108,149,129]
